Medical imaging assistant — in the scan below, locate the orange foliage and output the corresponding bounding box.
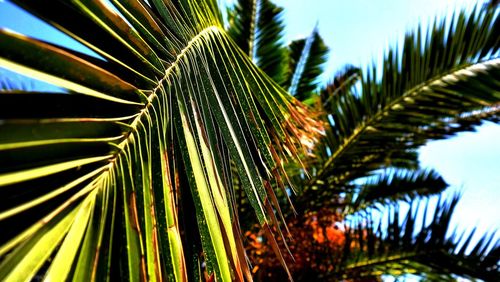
[245,208,348,280]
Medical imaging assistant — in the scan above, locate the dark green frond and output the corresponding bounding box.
[350,169,448,213]
[227,0,257,56]
[309,7,500,189]
[227,0,288,84]
[283,38,305,90]
[285,30,329,100]
[338,195,500,281]
[254,0,288,85]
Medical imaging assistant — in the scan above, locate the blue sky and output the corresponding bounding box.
[1,0,498,259]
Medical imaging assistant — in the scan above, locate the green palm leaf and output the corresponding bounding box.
[227,0,328,97]
[0,1,321,280]
[228,0,288,85]
[285,30,329,100]
[337,195,499,281]
[227,0,257,57]
[253,0,288,85]
[309,7,500,190]
[350,169,448,213]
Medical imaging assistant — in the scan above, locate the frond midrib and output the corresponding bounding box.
[322,72,360,107]
[342,248,489,279]
[310,56,500,185]
[68,25,223,199]
[345,252,419,270]
[248,0,258,59]
[115,25,221,152]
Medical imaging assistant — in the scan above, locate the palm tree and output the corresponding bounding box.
[227,0,500,280]
[0,1,498,282]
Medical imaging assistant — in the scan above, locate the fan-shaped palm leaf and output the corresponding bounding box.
[0,0,322,280]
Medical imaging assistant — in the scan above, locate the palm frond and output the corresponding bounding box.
[285,30,329,100]
[227,0,258,57]
[254,0,288,85]
[293,166,447,216]
[227,0,288,85]
[0,0,322,280]
[306,66,363,180]
[349,169,448,214]
[337,195,500,281]
[309,7,500,189]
